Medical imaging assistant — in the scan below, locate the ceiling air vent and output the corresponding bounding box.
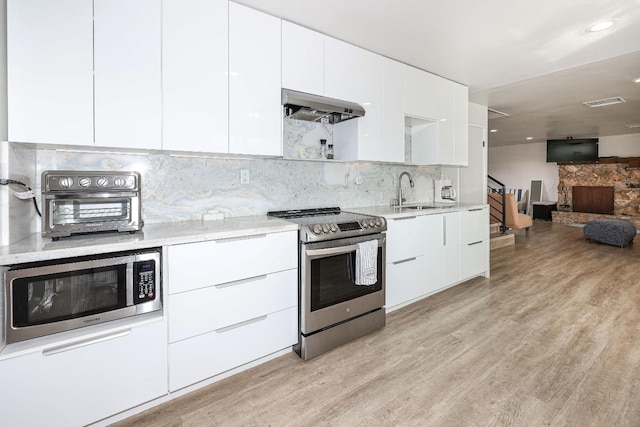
[625,123,640,129]
[582,97,626,107]
[488,108,509,119]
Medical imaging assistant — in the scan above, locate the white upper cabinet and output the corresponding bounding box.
[404,65,469,166]
[335,51,404,163]
[404,65,439,120]
[94,0,162,149]
[454,83,470,165]
[229,3,282,156]
[7,0,94,145]
[162,0,228,153]
[382,58,406,162]
[282,21,324,95]
[324,36,359,102]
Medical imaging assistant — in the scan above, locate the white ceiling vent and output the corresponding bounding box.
[488,108,509,119]
[582,97,626,107]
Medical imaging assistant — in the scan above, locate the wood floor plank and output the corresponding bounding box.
[111,222,640,426]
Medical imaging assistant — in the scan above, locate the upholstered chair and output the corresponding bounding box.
[505,193,533,236]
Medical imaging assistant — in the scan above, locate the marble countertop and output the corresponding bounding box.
[0,216,298,265]
[347,202,488,219]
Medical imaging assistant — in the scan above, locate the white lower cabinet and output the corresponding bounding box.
[459,207,490,280]
[166,231,298,391]
[425,213,445,294]
[385,215,427,310]
[386,255,427,309]
[442,211,461,287]
[0,320,167,427]
[169,307,297,391]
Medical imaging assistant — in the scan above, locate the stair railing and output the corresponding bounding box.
[487,175,506,233]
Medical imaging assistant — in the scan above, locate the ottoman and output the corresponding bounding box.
[583,219,637,247]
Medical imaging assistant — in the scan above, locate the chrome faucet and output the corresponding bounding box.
[396,172,415,206]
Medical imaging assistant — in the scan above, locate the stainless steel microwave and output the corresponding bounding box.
[2,248,161,345]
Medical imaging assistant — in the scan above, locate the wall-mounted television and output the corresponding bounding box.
[546,138,599,163]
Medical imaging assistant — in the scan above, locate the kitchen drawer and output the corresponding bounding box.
[169,269,297,343]
[460,207,489,244]
[460,240,489,280]
[167,231,297,294]
[386,215,426,263]
[169,306,297,391]
[0,320,167,427]
[386,254,427,309]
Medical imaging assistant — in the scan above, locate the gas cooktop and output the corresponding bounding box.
[267,207,386,242]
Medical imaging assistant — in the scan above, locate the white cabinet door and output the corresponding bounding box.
[460,207,489,279]
[386,216,426,263]
[324,36,359,102]
[386,255,427,309]
[404,65,439,120]
[381,57,406,162]
[162,0,228,153]
[7,0,94,145]
[0,321,167,427]
[437,78,456,164]
[282,21,324,95]
[442,211,461,287]
[94,0,162,149]
[356,49,384,161]
[454,83,470,166]
[229,3,281,156]
[425,213,445,294]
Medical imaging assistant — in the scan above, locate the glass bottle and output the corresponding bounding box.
[320,139,327,159]
[327,143,334,160]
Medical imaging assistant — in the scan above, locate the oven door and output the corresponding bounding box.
[43,193,141,236]
[301,233,385,335]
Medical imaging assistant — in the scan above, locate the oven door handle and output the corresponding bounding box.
[306,245,359,258]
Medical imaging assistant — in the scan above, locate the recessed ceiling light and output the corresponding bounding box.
[634,77,640,83]
[526,137,533,140]
[490,129,498,133]
[586,19,617,32]
[625,123,640,129]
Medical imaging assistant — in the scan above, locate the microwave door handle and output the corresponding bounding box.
[126,262,134,306]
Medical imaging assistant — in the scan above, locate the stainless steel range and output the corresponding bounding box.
[268,207,386,360]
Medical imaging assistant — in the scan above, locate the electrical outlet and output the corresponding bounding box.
[240,169,250,184]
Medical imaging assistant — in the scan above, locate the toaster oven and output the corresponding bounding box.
[41,170,143,240]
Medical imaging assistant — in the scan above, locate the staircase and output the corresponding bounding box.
[488,175,515,249]
[490,222,515,249]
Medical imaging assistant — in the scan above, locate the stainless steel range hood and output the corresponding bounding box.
[282,88,365,124]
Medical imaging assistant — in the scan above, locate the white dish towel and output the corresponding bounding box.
[355,240,378,286]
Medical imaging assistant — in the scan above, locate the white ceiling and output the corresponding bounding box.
[233,0,640,147]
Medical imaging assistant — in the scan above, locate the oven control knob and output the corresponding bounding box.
[78,177,91,187]
[375,218,384,227]
[59,177,74,188]
[322,224,330,233]
[113,177,126,187]
[96,177,109,188]
[313,224,323,235]
[330,223,338,232]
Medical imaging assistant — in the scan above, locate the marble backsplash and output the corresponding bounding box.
[3,141,441,243]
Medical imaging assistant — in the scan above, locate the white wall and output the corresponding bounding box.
[598,134,640,157]
[488,133,640,203]
[488,141,559,202]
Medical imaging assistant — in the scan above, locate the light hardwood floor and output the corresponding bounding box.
[112,221,640,426]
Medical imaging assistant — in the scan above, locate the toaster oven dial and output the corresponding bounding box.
[113,177,126,187]
[96,177,109,188]
[59,177,74,188]
[78,177,91,187]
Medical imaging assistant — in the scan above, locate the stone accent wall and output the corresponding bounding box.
[557,163,640,217]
